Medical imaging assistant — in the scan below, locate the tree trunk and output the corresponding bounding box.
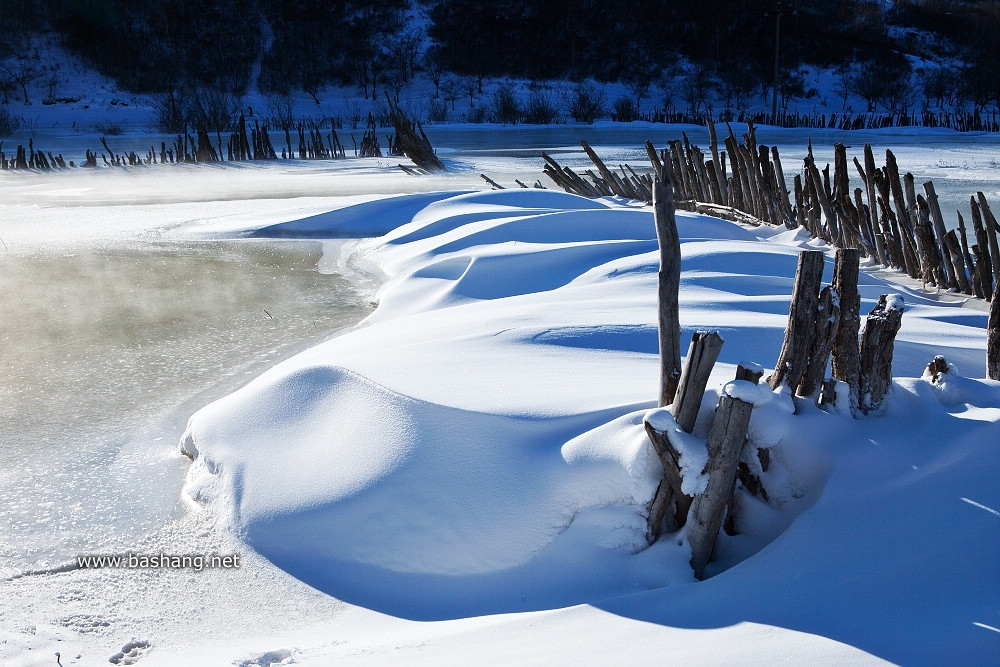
[858,294,905,414]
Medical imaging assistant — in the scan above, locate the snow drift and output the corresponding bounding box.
[180,189,998,662]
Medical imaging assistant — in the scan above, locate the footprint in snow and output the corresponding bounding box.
[238,648,293,666]
[109,640,151,665]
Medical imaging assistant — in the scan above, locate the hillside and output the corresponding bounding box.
[1,0,999,134]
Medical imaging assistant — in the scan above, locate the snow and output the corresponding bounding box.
[169,187,996,663]
[721,380,774,406]
[885,293,906,313]
[2,126,1000,664]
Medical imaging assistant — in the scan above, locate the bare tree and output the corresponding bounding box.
[440,75,460,110]
[424,46,444,99]
[44,63,61,103]
[680,68,715,117]
[0,72,15,105]
[1,55,40,105]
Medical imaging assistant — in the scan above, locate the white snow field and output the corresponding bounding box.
[2,135,999,666]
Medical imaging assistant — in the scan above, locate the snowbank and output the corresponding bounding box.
[180,189,998,662]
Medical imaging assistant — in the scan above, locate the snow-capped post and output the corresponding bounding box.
[767,250,825,394]
[645,332,725,540]
[988,285,1000,381]
[831,248,861,413]
[644,420,694,540]
[857,294,905,415]
[652,153,683,408]
[687,372,760,580]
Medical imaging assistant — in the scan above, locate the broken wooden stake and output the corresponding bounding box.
[797,284,841,399]
[858,294,905,414]
[672,332,725,432]
[645,330,724,541]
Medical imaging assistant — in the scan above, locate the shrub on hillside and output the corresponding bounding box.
[151,92,187,133]
[612,95,638,122]
[427,97,449,123]
[569,82,606,124]
[523,90,560,124]
[488,81,521,124]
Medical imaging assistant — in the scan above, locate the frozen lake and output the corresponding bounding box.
[0,234,368,573]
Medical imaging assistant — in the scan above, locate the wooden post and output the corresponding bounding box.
[924,181,958,289]
[768,250,825,393]
[943,230,972,294]
[884,151,920,277]
[914,196,944,287]
[977,192,1000,292]
[858,294,905,414]
[707,122,728,204]
[805,156,840,246]
[957,212,979,296]
[687,380,757,580]
[644,420,695,540]
[654,175,683,407]
[797,285,841,399]
[581,140,628,199]
[862,145,887,263]
[793,174,807,230]
[989,284,1000,381]
[672,332,725,432]
[971,197,995,296]
[771,146,795,227]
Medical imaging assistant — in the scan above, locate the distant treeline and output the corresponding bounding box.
[0,0,998,114]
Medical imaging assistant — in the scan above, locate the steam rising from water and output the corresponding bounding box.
[0,239,367,572]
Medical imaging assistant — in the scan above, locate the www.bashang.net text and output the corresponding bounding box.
[76,552,240,572]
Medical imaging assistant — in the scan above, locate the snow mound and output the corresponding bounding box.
[181,189,999,662]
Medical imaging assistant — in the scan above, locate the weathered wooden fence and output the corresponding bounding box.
[540,123,1000,310]
[643,170,911,578]
[0,103,442,173]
